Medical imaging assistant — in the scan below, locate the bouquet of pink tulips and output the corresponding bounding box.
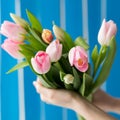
[0,10,117,120]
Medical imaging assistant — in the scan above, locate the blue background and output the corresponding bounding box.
[0,0,120,120]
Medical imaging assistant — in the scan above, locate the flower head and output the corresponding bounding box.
[98,19,117,46]
[41,29,53,44]
[10,13,28,28]
[46,40,62,62]
[0,21,26,42]
[63,74,74,84]
[1,38,24,59]
[31,51,51,74]
[53,25,65,42]
[68,46,88,72]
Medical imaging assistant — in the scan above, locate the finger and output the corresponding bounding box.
[33,81,37,87]
[37,79,42,85]
[33,81,41,93]
[33,80,50,94]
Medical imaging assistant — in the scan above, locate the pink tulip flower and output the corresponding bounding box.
[31,51,51,74]
[41,29,53,44]
[98,19,117,46]
[68,46,88,72]
[0,21,26,42]
[1,39,24,59]
[46,40,62,62]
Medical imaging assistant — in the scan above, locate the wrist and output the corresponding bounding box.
[71,94,91,119]
[71,94,116,120]
[110,98,120,114]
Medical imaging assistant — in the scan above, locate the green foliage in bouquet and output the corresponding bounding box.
[1,10,117,120]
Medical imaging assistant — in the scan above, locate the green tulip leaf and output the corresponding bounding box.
[79,73,86,96]
[84,73,93,96]
[25,33,46,51]
[59,56,72,74]
[28,27,47,48]
[60,71,66,82]
[80,73,93,96]
[91,45,99,65]
[74,37,89,50]
[92,45,107,77]
[19,44,35,57]
[72,67,81,90]
[26,9,43,33]
[6,61,29,74]
[90,37,116,95]
[37,75,57,88]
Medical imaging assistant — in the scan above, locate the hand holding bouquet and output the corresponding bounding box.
[0,10,117,120]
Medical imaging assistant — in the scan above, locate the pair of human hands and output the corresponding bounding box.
[33,78,117,113]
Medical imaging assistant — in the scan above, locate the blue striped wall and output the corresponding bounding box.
[0,0,120,120]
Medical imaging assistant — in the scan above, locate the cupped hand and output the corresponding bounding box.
[33,78,79,109]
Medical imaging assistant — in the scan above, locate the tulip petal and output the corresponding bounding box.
[68,47,76,66]
[31,51,51,74]
[1,39,24,59]
[46,40,62,62]
[0,21,26,42]
[98,19,117,46]
[69,46,88,72]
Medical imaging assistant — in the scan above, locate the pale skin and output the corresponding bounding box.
[33,79,120,120]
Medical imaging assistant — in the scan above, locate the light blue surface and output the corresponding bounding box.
[0,0,120,120]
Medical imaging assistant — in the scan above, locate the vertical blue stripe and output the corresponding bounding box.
[65,0,82,40]
[82,0,89,41]
[60,1,68,120]
[81,0,90,62]
[101,0,107,21]
[60,0,66,29]
[40,101,46,120]
[0,0,1,119]
[88,0,101,53]
[106,0,120,97]
[1,1,19,120]
[106,0,120,119]
[15,0,26,120]
[62,109,68,120]
[100,0,107,91]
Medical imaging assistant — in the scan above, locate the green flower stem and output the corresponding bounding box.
[93,45,107,77]
[88,37,116,96]
[38,75,57,88]
[53,61,64,72]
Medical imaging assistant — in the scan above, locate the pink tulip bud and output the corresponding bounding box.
[31,51,51,74]
[68,46,88,72]
[0,21,27,42]
[98,19,117,46]
[46,40,62,62]
[1,39,24,59]
[41,29,53,44]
